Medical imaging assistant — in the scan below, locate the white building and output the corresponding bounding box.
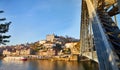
[39,40,46,44]
[65,42,77,48]
[3,49,12,56]
[43,43,56,48]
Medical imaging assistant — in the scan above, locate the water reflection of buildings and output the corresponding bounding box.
[37,60,86,70]
[37,60,54,70]
[0,60,98,70]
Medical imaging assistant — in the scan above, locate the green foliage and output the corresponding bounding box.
[0,11,4,13]
[62,48,71,54]
[34,48,40,52]
[53,44,62,51]
[0,10,11,45]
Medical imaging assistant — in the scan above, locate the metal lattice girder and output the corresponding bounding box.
[105,0,116,5]
[117,0,120,12]
[80,0,119,70]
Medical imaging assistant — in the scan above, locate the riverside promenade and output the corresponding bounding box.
[14,54,79,61]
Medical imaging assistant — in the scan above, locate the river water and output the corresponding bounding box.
[0,60,98,70]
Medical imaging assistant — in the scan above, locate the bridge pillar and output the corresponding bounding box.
[85,0,119,70]
[117,0,120,13]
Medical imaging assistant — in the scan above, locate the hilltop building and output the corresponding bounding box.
[46,34,59,42]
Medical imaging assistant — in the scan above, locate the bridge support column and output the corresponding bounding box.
[117,0,120,13]
[85,0,119,70]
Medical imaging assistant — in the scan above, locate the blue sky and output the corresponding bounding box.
[0,0,81,45]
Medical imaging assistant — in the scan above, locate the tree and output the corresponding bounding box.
[0,10,11,45]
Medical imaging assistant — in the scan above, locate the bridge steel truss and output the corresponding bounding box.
[80,0,120,70]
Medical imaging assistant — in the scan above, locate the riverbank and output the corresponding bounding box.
[26,54,79,61]
[0,56,5,59]
[2,54,96,62]
[50,55,78,61]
